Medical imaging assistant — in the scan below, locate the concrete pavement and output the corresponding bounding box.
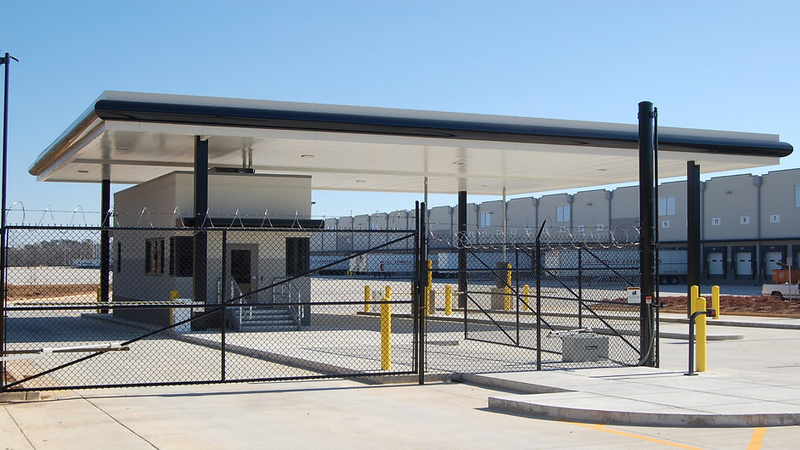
[2,314,800,448]
[476,314,800,427]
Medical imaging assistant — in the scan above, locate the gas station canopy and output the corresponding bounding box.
[30,91,793,195]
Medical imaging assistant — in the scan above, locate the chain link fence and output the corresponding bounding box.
[2,223,651,391]
[2,226,419,390]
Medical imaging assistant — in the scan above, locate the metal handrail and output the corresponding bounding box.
[217,278,249,329]
[272,277,302,324]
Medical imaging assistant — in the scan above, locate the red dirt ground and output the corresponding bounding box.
[659,295,800,318]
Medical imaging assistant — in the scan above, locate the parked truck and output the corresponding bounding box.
[762,267,800,300]
[762,283,799,300]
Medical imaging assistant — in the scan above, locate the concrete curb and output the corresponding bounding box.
[487,394,800,427]
[459,372,800,427]
[0,391,40,402]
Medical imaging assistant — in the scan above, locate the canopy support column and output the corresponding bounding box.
[638,101,656,367]
[457,190,467,309]
[100,177,111,312]
[193,136,209,311]
[687,161,701,317]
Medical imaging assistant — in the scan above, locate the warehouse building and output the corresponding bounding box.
[325,167,800,285]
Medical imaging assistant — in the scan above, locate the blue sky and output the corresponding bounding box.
[2,1,798,223]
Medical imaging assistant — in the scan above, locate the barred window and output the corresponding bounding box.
[145,238,164,275]
[170,236,193,277]
[286,237,310,277]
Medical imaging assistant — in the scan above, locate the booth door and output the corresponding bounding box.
[229,244,259,303]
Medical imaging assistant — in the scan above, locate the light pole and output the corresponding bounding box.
[1,51,18,380]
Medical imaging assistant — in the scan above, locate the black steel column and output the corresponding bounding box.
[687,161,701,317]
[193,136,209,311]
[418,202,427,385]
[100,178,111,312]
[457,190,467,309]
[638,101,656,367]
[0,52,16,379]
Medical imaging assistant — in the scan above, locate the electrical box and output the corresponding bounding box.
[562,333,609,362]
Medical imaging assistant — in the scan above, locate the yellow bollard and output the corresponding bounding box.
[170,290,179,301]
[381,286,392,370]
[504,263,512,311]
[712,285,720,319]
[694,296,707,372]
[523,284,530,311]
[96,287,102,313]
[364,285,371,313]
[690,285,699,315]
[445,285,452,316]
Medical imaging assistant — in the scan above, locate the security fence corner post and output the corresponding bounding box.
[381,286,392,371]
[220,230,227,381]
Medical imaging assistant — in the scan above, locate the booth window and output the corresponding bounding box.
[170,236,194,277]
[145,238,165,275]
[286,237,310,277]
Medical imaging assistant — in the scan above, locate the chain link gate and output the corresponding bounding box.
[422,229,650,374]
[1,225,422,391]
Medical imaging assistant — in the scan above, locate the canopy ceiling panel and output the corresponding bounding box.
[30,91,793,195]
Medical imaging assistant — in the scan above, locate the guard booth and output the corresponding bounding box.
[111,170,318,329]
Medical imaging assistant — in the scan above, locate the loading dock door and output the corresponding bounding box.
[736,252,753,278]
[707,252,724,276]
[765,251,783,272]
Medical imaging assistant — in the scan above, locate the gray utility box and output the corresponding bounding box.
[561,333,609,362]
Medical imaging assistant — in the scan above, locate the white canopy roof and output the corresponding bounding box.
[30,91,792,196]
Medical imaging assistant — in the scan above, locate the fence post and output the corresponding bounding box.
[445,284,452,316]
[381,285,392,370]
[504,262,512,311]
[364,285,371,313]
